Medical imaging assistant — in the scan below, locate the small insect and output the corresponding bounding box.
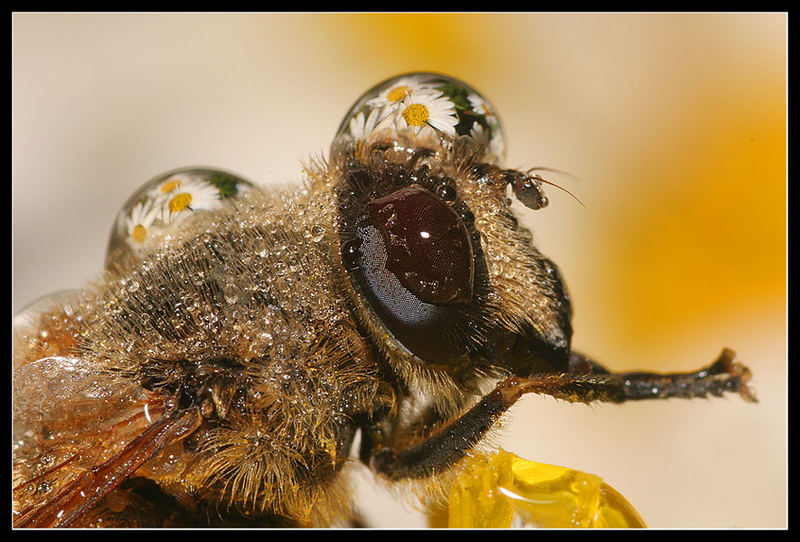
[12,72,756,528]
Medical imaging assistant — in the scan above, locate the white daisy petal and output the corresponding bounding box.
[468,93,495,119]
[162,178,222,223]
[396,91,458,136]
[470,123,491,146]
[490,130,505,159]
[149,174,190,199]
[348,107,389,141]
[348,111,368,139]
[125,199,161,244]
[470,122,505,160]
[366,76,440,109]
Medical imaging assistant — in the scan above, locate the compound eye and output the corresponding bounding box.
[343,184,476,364]
[364,185,473,305]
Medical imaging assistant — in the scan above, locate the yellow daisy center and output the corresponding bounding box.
[161,179,182,193]
[169,192,192,212]
[387,85,411,102]
[131,224,147,243]
[402,103,430,127]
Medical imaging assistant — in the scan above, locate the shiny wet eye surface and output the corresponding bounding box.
[340,177,485,365]
[363,185,473,306]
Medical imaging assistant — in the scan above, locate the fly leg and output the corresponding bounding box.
[371,348,755,481]
[568,347,757,402]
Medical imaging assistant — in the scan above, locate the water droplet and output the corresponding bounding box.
[104,167,255,272]
[310,224,325,242]
[341,239,362,271]
[436,183,457,203]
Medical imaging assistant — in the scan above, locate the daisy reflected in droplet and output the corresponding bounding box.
[470,123,505,160]
[396,91,459,136]
[153,175,188,197]
[468,93,496,122]
[161,179,222,223]
[366,76,439,110]
[348,108,390,142]
[125,199,161,246]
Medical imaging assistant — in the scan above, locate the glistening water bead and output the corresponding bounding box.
[341,239,362,271]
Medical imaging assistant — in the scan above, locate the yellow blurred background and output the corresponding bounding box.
[12,13,785,528]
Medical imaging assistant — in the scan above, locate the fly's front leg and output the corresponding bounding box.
[369,374,629,481]
[369,389,510,481]
[370,348,755,481]
[569,348,757,403]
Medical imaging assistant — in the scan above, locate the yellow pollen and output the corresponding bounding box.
[386,85,411,102]
[402,103,430,127]
[169,192,192,213]
[161,179,182,193]
[131,224,147,243]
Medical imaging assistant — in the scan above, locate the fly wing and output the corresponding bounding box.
[12,354,200,527]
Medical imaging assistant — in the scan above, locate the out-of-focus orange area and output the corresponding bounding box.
[599,67,786,348]
[331,13,493,76]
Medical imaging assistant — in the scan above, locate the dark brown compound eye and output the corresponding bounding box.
[342,184,477,365]
[364,185,473,305]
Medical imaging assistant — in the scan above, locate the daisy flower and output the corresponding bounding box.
[366,76,439,109]
[470,123,505,160]
[468,93,497,122]
[348,107,390,141]
[150,174,190,199]
[161,178,222,223]
[395,90,459,136]
[490,129,505,159]
[470,123,491,146]
[125,199,161,245]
